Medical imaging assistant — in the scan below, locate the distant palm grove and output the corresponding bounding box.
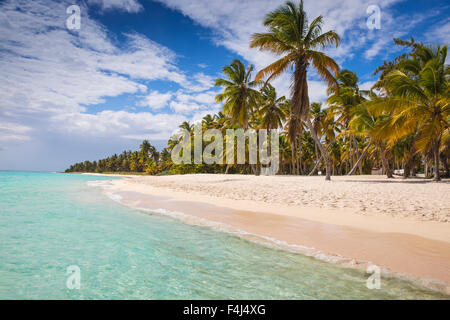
[66,1,449,181]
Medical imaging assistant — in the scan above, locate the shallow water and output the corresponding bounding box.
[0,171,448,299]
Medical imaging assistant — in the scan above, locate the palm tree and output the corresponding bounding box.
[283,103,304,174]
[259,84,287,132]
[309,102,325,171]
[371,42,449,181]
[250,0,341,180]
[149,145,159,163]
[215,59,261,174]
[179,121,193,133]
[140,140,151,157]
[279,133,293,173]
[440,132,450,177]
[326,70,366,174]
[214,111,233,132]
[215,59,261,128]
[258,84,287,173]
[202,114,216,130]
[347,102,393,178]
[308,103,336,175]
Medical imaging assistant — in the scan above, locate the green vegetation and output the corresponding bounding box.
[65,141,173,175]
[66,1,449,180]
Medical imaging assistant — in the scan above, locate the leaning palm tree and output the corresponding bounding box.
[250,0,340,180]
[308,102,336,175]
[347,102,394,178]
[327,70,366,174]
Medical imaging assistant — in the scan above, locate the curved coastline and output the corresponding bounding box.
[85,174,450,295]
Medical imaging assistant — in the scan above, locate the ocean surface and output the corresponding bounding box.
[0,171,447,299]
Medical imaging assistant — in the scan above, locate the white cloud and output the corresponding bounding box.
[138,90,173,110]
[155,0,409,101]
[0,0,190,145]
[364,36,392,59]
[51,110,187,141]
[97,33,187,84]
[308,81,329,103]
[190,106,222,123]
[0,0,445,171]
[87,0,143,13]
[169,101,203,113]
[0,0,228,170]
[424,17,450,45]
[423,17,450,65]
[175,90,218,104]
[185,73,216,92]
[0,1,183,117]
[0,122,32,142]
[360,80,377,91]
[157,0,402,67]
[192,91,217,104]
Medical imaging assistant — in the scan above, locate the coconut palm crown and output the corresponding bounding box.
[215,59,261,128]
[250,0,341,180]
[250,0,340,140]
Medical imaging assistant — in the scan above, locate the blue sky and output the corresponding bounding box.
[0,0,449,171]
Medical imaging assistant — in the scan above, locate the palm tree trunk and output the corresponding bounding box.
[291,145,295,175]
[308,158,320,176]
[294,138,298,175]
[348,142,372,175]
[295,137,300,175]
[306,118,331,180]
[349,139,355,173]
[403,147,416,178]
[351,136,362,174]
[433,138,441,181]
[325,159,331,180]
[381,149,393,178]
[298,140,303,175]
[411,154,416,177]
[403,161,410,179]
[314,143,319,166]
[441,153,449,177]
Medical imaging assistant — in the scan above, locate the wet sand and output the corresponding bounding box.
[87,174,450,293]
[106,174,450,223]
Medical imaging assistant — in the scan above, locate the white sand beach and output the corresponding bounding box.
[93,174,450,292]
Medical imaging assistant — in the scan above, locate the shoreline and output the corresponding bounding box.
[85,173,450,294]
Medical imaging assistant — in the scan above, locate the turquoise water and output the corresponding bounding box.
[0,171,448,299]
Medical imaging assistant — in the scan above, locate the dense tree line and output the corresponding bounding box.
[67,1,449,180]
[65,141,173,175]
